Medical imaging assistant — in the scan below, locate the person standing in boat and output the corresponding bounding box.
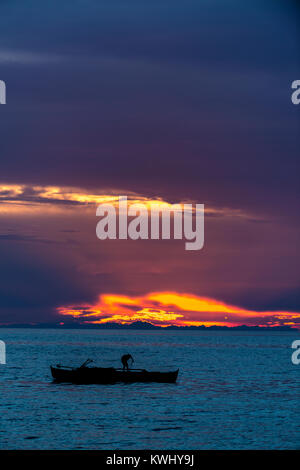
[121,354,134,371]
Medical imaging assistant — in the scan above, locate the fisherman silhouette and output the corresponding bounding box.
[121,354,134,371]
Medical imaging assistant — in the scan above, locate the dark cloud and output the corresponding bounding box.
[0,233,55,243]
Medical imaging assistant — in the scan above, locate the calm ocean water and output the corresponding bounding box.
[0,328,299,450]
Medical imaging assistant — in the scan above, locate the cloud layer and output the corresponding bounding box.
[0,1,299,326]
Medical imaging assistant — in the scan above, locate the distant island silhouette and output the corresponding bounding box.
[0,321,298,331]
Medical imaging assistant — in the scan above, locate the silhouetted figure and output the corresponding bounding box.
[121,354,134,371]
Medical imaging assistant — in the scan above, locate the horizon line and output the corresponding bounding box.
[0,321,298,331]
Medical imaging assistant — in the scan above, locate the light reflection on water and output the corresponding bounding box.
[0,329,299,449]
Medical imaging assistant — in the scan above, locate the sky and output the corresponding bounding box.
[0,0,299,327]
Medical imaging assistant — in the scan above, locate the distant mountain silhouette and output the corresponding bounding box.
[0,321,298,331]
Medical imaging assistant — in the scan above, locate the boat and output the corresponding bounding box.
[50,360,179,384]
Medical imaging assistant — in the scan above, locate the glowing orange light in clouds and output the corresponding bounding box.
[57,292,300,327]
[0,183,252,219]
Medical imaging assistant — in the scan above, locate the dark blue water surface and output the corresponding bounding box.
[0,329,299,449]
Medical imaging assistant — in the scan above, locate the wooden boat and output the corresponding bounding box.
[50,361,179,384]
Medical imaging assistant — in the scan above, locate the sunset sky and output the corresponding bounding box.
[0,1,299,327]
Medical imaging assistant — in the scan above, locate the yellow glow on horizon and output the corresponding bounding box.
[56,291,299,328]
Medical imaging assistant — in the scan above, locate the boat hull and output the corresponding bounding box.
[50,366,179,384]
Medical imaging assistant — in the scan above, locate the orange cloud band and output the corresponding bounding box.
[0,183,253,220]
[57,291,300,328]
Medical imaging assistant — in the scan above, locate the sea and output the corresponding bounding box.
[0,328,299,450]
